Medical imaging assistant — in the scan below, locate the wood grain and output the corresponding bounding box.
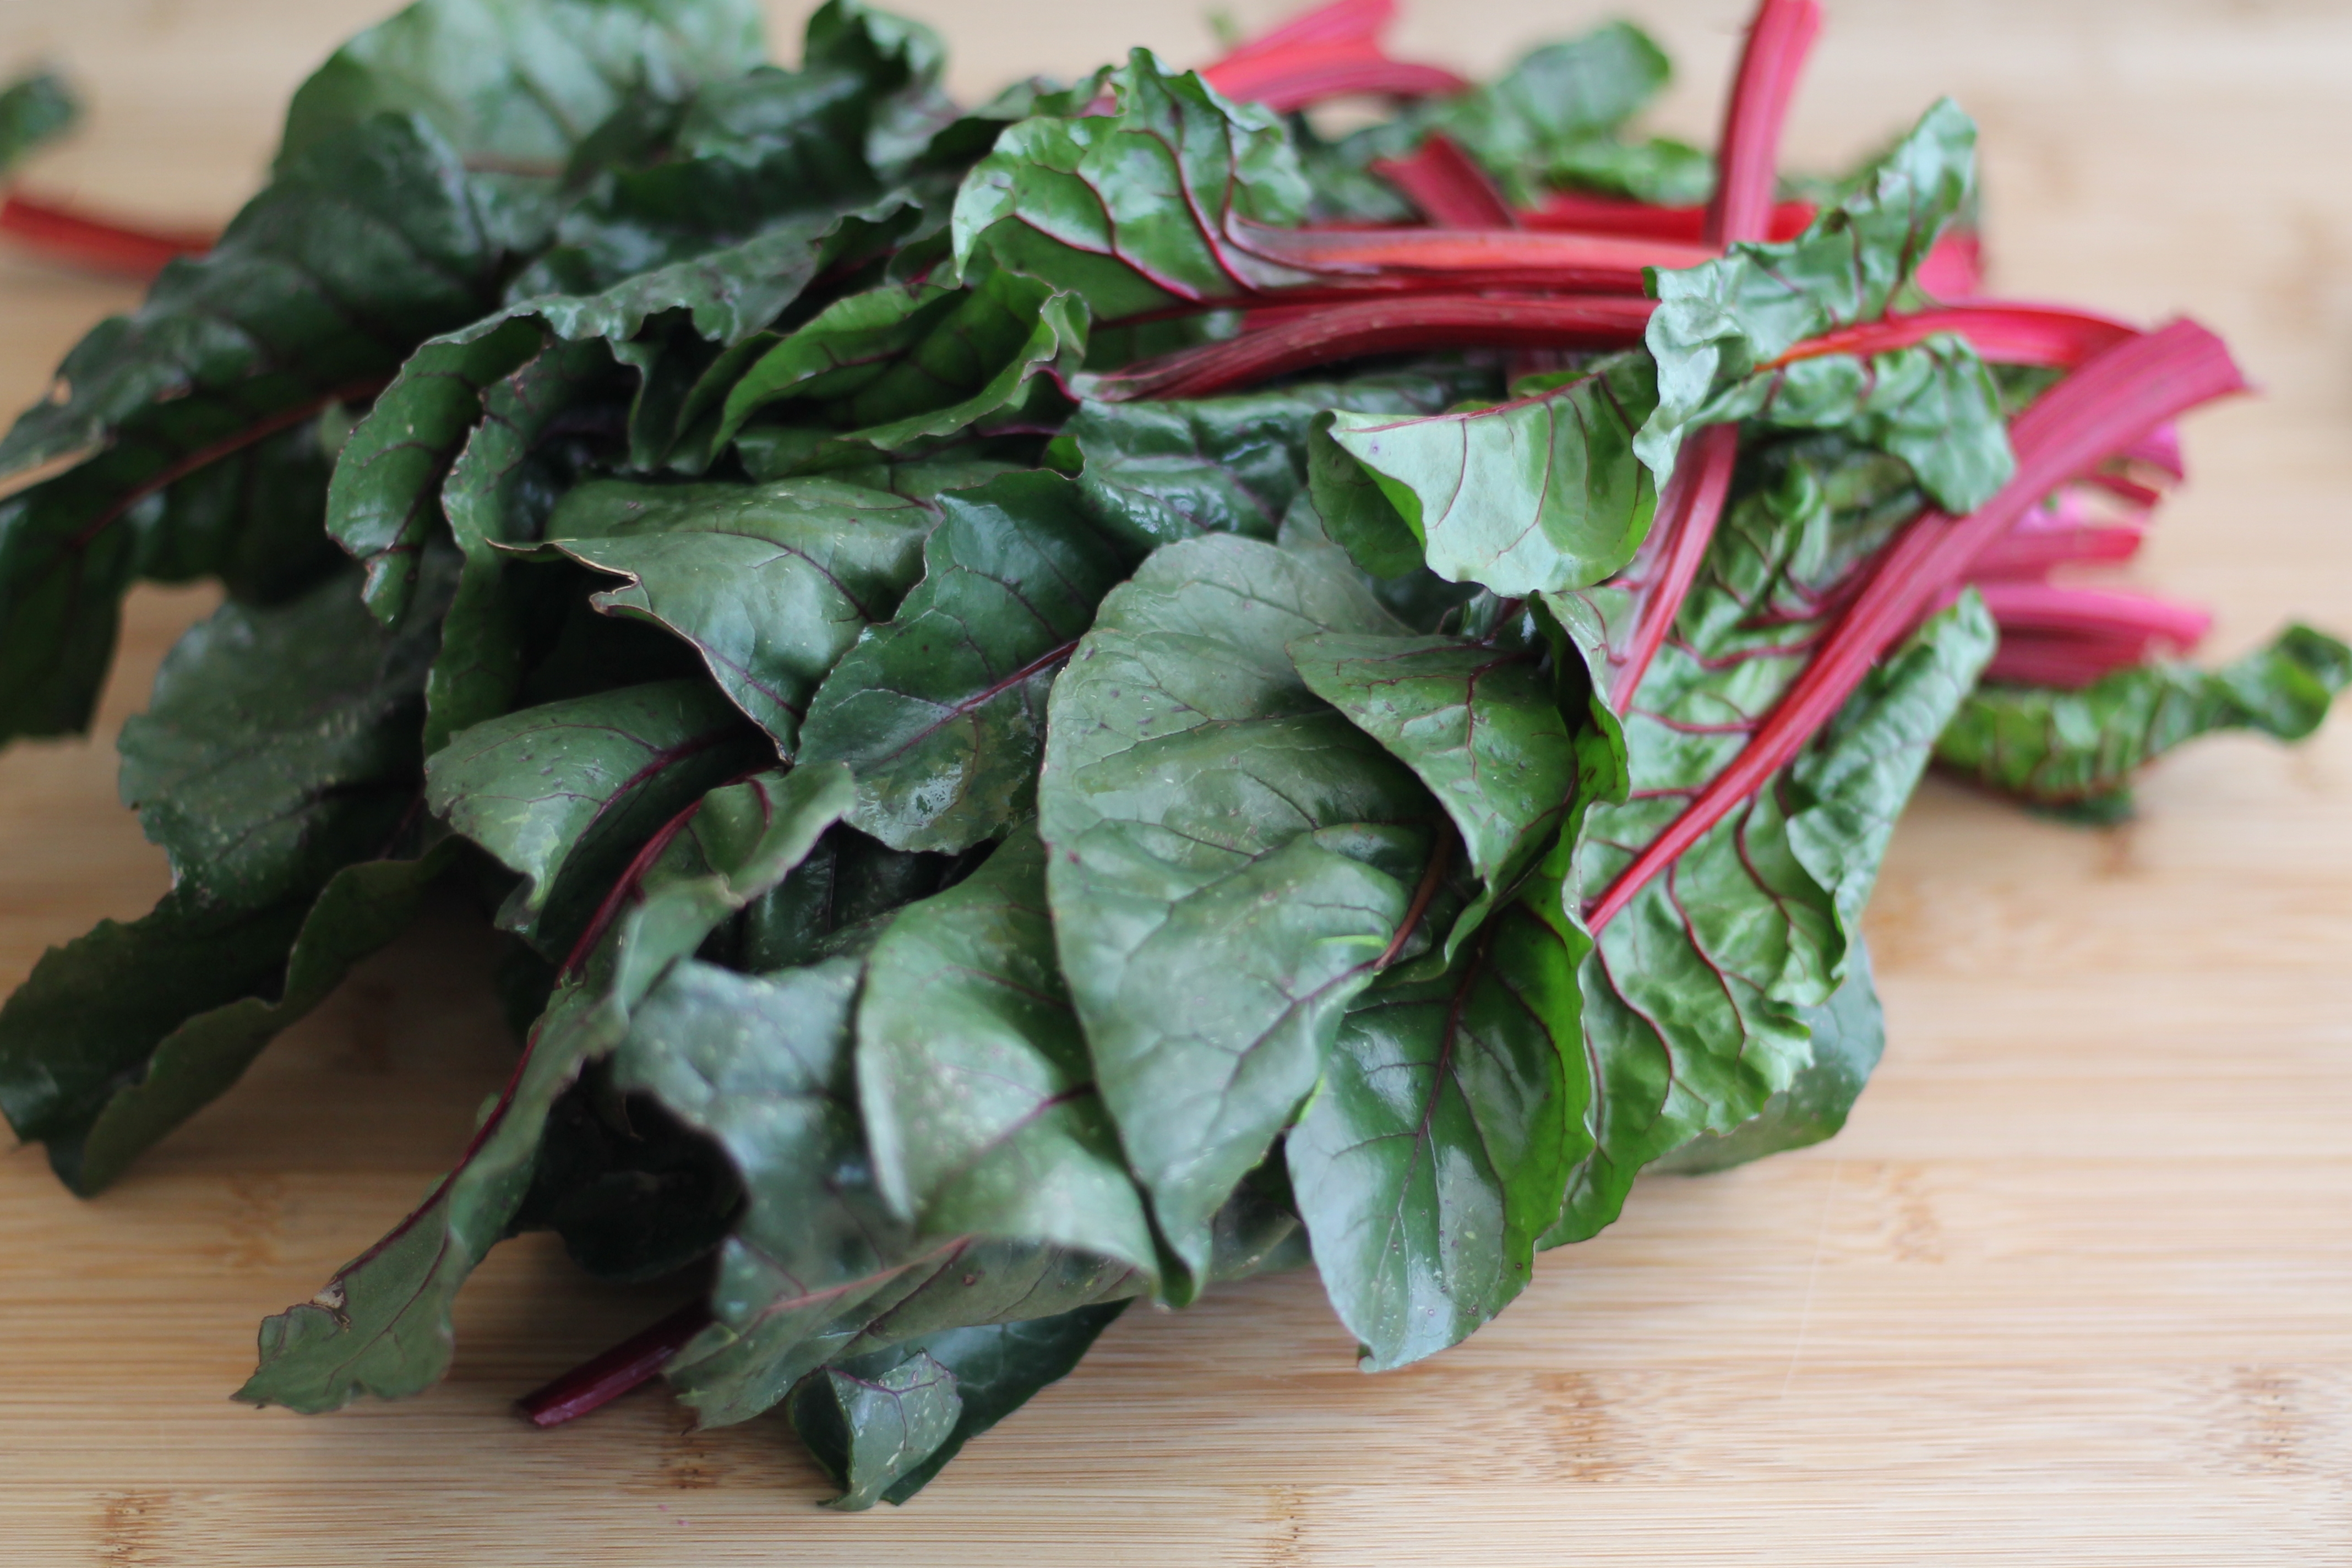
[0,1,2346,1562]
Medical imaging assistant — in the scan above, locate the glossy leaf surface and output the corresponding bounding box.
[1324,353,1660,596]
[798,472,1124,851]
[952,48,1313,319]
[858,825,1156,1270]
[424,678,765,943]
[1037,533,1434,1292]
[529,478,935,748]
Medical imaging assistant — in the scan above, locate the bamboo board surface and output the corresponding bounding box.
[0,1,2346,1561]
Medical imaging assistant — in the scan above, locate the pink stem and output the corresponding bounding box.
[1228,218,1710,289]
[1208,0,1392,62]
[1,191,213,279]
[1967,519,2146,579]
[518,1300,715,1428]
[1206,56,1471,112]
[1525,192,1814,243]
[1765,303,2137,372]
[1971,581,2212,648]
[1583,319,2246,932]
[1981,633,2165,688]
[1608,424,1743,708]
[1597,0,1823,716]
[1086,293,1656,401]
[1915,231,1985,298]
[1704,0,1825,249]
[1374,134,1518,228]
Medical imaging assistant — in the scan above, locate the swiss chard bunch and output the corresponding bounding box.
[0,0,2341,1509]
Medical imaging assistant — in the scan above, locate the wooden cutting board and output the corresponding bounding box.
[0,2,2345,1562]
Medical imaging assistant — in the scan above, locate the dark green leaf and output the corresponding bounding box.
[1641,100,1978,484]
[426,336,628,754]
[1934,624,2352,813]
[798,472,1125,851]
[951,48,1311,319]
[129,421,348,607]
[0,114,506,481]
[503,3,950,306]
[59,850,453,1196]
[1055,372,1490,558]
[1291,633,1579,957]
[0,115,510,742]
[525,477,936,748]
[1324,352,1660,596]
[1037,534,1436,1294]
[857,825,1157,1270]
[237,765,851,1413]
[1653,940,1885,1175]
[423,678,768,944]
[669,1233,1139,1429]
[0,565,452,1190]
[326,319,546,624]
[792,1302,1127,1509]
[276,0,766,170]
[1289,864,1585,1370]
[734,827,955,972]
[119,562,447,905]
[715,268,1087,470]
[0,70,78,173]
[792,1350,962,1510]
[616,953,913,1373]
[505,1064,743,1282]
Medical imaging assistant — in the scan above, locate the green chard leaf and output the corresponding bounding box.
[788,1303,1127,1509]
[798,472,1125,852]
[672,1232,1141,1429]
[613,951,917,1408]
[426,335,629,754]
[0,115,513,742]
[278,0,765,170]
[1291,630,1580,959]
[857,825,1157,1272]
[1053,371,1494,558]
[0,564,452,1190]
[1320,352,1662,597]
[793,1349,964,1510]
[1037,534,1438,1295]
[424,678,770,949]
[1698,335,2013,515]
[714,266,1088,470]
[238,765,852,1414]
[1431,22,1673,203]
[326,320,549,623]
[951,48,1314,319]
[1654,940,1885,1175]
[503,1063,743,1282]
[327,189,923,628]
[522,477,938,749]
[507,3,950,302]
[1543,445,1995,1244]
[1546,135,1714,207]
[1288,840,1587,1370]
[1934,625,2352,815]
[1640,99,2008,509]
[0,69,78,173]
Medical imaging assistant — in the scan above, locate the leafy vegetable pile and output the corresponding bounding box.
[0,0,2343,1509]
